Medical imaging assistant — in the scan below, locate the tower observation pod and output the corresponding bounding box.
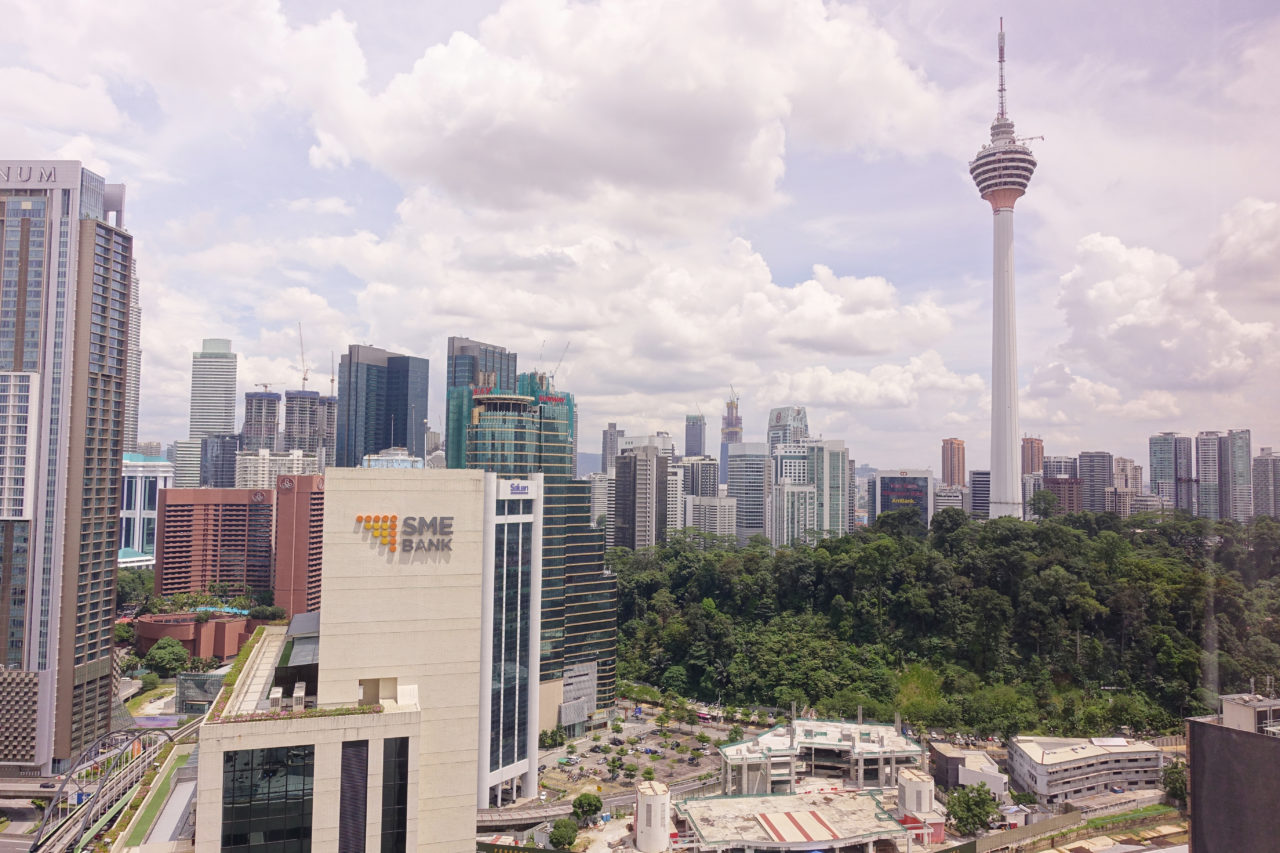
[969,21,1037,520]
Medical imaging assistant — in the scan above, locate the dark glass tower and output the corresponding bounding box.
[335,345,429,466]
[446,336,517,391]
[448,372,617,712]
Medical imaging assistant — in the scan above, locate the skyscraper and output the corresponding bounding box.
[684,413,706,457]
[1253,448,1280,520]
[727,443,768,544]
[124,261,141,453]
[1021,436,1044,478]
[1149,432,1195,513]
[719,392,743,485]
[1043,456,1078,479]
[175,338,238,487]
[969,470,991,520]
[0,161,134,773]
[941,438,966,487]
[283,389,323,453]
[273,473,324,618]
[601,422,625,475]
[448,372,617,719]
[1078,451,1115,514]
[1220,429,1254,523]
[1196,432,1223,521]
[241,390,280,452]
[336,344,430,466]
[768,439,849,546]
[199,434,240,488]
[446,335,517,391]
[673,455,719,498]
[766,406,809,456]
[867,470,934,528]
[970,24,1037,519]
[614,445,668,549]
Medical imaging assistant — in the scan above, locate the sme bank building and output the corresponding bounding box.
[196,468,543,853]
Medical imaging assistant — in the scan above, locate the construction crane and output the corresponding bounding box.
[550,341,570,382]
[330,352,336,397]
[297,322,310,390]
[254,383,273,393]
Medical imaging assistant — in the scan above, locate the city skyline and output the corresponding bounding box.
[4,2,1278,474]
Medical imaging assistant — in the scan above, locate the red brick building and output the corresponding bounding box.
[133,612,265,661]
[154,488,275,597]
[273,474,325,617]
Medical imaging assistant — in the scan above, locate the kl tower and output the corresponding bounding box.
[969,20,1037,519]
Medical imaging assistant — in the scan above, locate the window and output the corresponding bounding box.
[221,745,314,853]
[380,738,409,853]
[339,741,369,853]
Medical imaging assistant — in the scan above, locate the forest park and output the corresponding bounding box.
[611,508,1280,737]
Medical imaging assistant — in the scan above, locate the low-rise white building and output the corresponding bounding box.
[719,719,925,795]
[235,448,320,489]
[1006,736,1162,804]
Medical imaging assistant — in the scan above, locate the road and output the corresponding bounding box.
[0,835,34,853]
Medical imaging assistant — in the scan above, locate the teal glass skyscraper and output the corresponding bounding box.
[447,370,617,720]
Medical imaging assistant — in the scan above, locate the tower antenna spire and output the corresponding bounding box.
[997,18,1007,120]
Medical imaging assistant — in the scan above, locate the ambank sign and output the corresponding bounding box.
[355,513,454,555]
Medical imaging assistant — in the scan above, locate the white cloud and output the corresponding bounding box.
[286,197,355,216]
[1057,232,1274,390]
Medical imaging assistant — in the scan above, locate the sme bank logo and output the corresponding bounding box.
[355,513,455,554]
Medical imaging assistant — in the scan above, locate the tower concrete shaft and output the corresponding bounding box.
[969,23,1036,519]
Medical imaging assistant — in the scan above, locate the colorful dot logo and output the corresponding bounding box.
[355,514,398,552]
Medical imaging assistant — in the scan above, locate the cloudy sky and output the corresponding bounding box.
[4,0,1278,472]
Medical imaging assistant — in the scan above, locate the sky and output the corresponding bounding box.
[3,0,1278,473]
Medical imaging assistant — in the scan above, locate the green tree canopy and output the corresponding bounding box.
[946,781,999,836]
[143,636,190,677]
[549,819,577,850]
[572,793,602,823]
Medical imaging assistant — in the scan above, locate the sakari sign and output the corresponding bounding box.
[355,513,455,554]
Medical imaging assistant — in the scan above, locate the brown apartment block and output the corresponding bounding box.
[1043,477,1083,515]
[941,438,965,488]
[154,488,274,597]
[273,473,324,617]
[1022,436,1044,477]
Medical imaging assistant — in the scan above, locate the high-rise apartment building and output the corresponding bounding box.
[1196,432,1224,521]
[124,262,141,453]
[727,443,768,544]
[1043,477,1083,515]
[673,455,719,498]
[766,406,809,456]
[283,389,324,453]
[1021,436,1044,478]
[0,162,134,773]
[336,344,430,466]
[971,25,1036,519]
[1021,473,1043,519]
[969,470,991,520]
[175,339,238,487]
[448,371,616,720]
[941,438,966,487]
[1254,448,1280,520]
[1043,456,1078,479]
[621,433,676,461]
[601,422,624,475]
[446,335,517,391]
[1114,457,1143,492]
[154,488,275,598]
[1078,451,1115,514]
[685,413,706,457]
[769,480,817,546]
[769,439,850,545]
[1220,429,1253,523]
[720,393,743,485]
[686,496,737,539]
[666,466,686,533]
[235,448,320,490]
[614,446,668,549]
[273,473,324,618]
[241,391,280,452]
[1149,432,1195,513]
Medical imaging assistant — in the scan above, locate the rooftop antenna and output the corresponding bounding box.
[997,18,1007,120]
[329,351,336,397]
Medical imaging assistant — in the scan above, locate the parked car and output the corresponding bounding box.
[610,737,625,746]
[1110,786,1124,793]
[40,782,56,789]
[538,764,546,772]
[597,758,607,765]
[590,745,604,753]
